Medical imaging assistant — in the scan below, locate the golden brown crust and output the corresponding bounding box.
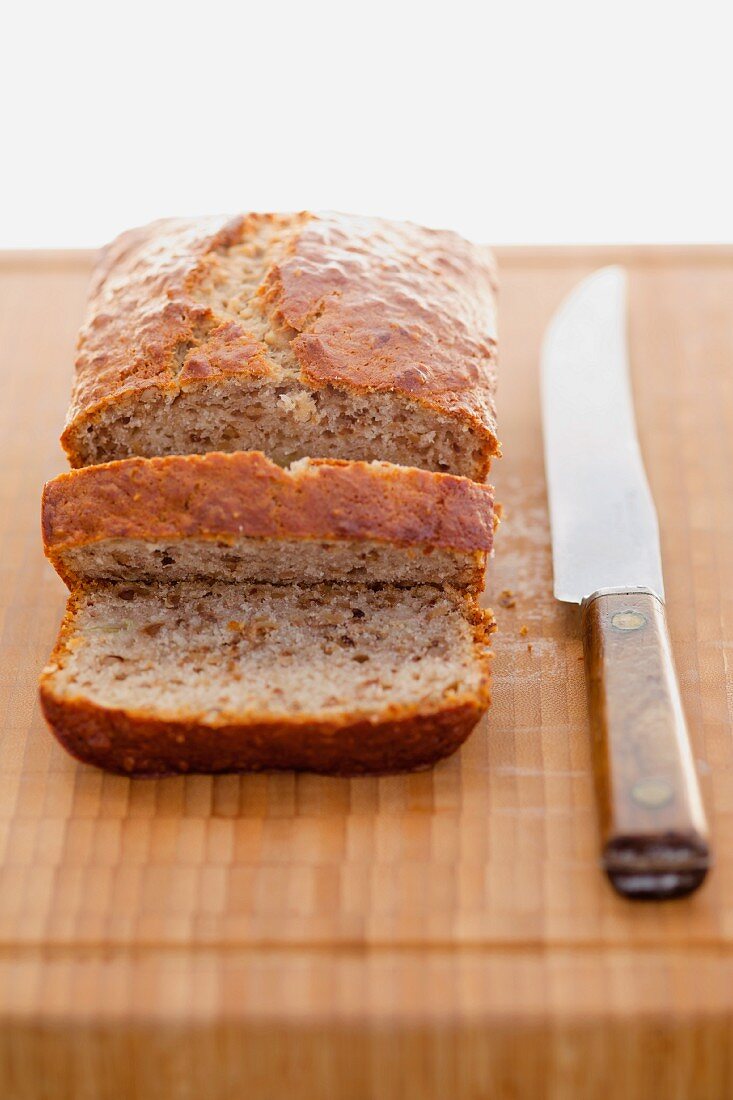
[38,593,493,777]
[268,213,498,438]
[64,214,266,434]
[39,691,487,776]
[61,212,498,468]
[42,452,495,587]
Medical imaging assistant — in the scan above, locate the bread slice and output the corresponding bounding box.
[42,452,495,591]
[61,212,499,478]
[39,581,493,776]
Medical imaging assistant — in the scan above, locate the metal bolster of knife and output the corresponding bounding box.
[581,585,663,605]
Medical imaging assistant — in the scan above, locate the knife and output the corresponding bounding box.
[541,266,710,900]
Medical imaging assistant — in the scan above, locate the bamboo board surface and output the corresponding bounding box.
[1,246,732,1098]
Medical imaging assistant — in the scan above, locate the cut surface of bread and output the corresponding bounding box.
[62,212,499,478]
[43,452,495,591]
[55,537,483,591]
[40,582,493,776]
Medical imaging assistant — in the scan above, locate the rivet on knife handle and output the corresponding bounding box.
[581,588,710,900]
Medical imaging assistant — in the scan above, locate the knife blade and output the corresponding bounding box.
[541,267,710,900]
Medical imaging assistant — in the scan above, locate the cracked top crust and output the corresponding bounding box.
[62,212,498,465]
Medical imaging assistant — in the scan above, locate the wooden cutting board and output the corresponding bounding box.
[1,246,732,1099]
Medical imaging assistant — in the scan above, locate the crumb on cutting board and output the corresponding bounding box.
[498,588,516,609]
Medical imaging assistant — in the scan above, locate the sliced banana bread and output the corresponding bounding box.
[61,212,499,478]
[40,581,493,776]
[43,452,495,590]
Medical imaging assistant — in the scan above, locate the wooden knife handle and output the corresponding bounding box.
[581,589,710,900]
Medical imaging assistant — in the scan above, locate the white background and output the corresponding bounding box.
[2,0,732,248]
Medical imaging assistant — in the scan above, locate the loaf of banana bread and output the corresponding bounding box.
[61,212,498,478]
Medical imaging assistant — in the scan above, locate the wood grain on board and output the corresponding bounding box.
[0,247,732,1098]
